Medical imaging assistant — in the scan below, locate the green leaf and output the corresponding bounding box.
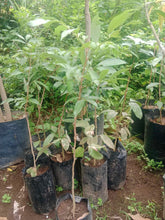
[88,69,99,85]
[55,25,66,36]
[75,147,84,158]
[129,101,143,119]
[156,101,163,110]
[150,57,162,66]
[80,137,88,145]
[26,167,37,177]
[54,81,63,88]
[102,110,118,120]
[76,120,89,128]
[146,82,159,89]
[108,10,133,33]
[91,15,100,43]
[74,100,85,117]
[10,70,23,76]
[109,30,120,38]
[61,29,75,40]
[155,10,165,18]
[119,128,128,141]
[61,137,70,151]
[43,133,55,147]
[98,58,126,67]
[88,147,103,160]
[28,18,50,27]
[100,134,115,150]
[29,98,40,105]
[85,125,95,136]
[84,98,97,108]
[33,140,40,148]
[1,98,14,105]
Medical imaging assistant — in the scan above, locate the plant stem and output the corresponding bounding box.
[145,1,165,56]
[121,66,132,113]
[72,1,91,217]
[72,116,77,218]
[36,86,46,147]
[145,67,153,107]
[25,57,37,174]
[159,58,164,124]
[26,115,37,174]
[24,58,31,114]
[85,0,91,43]
[58,94,68,161]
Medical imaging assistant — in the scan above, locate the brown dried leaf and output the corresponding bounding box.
[55,154,63,163]
[77,212,89,220]
[128,213,151,220]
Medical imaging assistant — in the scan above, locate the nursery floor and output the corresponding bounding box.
[0,153,163,220]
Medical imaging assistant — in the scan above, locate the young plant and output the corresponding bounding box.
[35,122,71,163]
[76,119,115,166]
[2,193,11,203]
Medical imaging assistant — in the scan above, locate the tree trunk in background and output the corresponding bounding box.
[85,0,91,42]
[0,75,12,121]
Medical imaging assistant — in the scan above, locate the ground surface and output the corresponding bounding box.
[0,153,163,220]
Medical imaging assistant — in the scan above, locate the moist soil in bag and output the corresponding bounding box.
[56,193,93,220]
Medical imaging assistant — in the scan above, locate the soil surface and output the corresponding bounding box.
[0,153,163,220]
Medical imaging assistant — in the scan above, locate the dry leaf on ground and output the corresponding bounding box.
[128,213,151,220]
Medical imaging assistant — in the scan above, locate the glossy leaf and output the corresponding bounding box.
[98,58,126,67]
[61,29,75,40]
[76,120,89,128]
[88,146,103,160]
[75,147,84,158]
[74,100,85,117]
[108,10,133,33]
[43,133,55,147]
[61,137,70,151]
[129,102,143,119]
[28,18,50,27]
[100,134,115,150]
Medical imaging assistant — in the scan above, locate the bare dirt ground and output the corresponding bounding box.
[0,153,163,220]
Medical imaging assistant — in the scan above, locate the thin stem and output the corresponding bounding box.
[58,94,68,161]
[159,58,164,124]
[85,0,91,43]
[145,67,153,106]
[145,1,165,56]
[121,65,133,113]
[24,58,31,114]
[25,57,37,173]
[36,86,46,147]
[26,115,37,173]
[72,116,77,219]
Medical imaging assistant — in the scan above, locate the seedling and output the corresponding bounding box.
[2,175,7,182]
[56,186,63,192]
[2,194,11,203]
[124,194,161,220]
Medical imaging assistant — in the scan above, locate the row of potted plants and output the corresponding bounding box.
[23,114,127,219]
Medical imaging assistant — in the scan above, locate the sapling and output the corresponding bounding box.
[145,0,165,125]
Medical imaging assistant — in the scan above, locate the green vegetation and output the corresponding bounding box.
[126,139,164,171]
[0,0,165,218]
[124,193,161,220]
[2,193,11,203]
